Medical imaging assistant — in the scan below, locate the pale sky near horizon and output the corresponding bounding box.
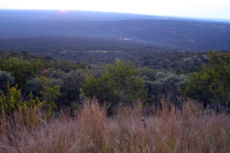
[0,0,230,20]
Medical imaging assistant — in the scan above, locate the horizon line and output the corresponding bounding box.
[1,8,230,23]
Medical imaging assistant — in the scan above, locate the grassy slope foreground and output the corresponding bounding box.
[0,100,229,153]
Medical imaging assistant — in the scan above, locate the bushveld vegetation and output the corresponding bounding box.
[0,50,230,152]
[1,51,228,113]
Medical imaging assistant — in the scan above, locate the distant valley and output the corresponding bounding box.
[0,10,230,51]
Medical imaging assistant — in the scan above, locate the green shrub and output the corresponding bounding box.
[0,86,43,116]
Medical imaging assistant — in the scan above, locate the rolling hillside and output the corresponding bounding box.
[0,10,230,51]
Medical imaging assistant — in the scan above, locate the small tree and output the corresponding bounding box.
[107,59,146,104]
[83,59,146,108]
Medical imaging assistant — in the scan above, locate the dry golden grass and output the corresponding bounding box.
[0,100,229,153]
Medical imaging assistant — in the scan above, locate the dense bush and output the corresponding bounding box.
[0,57,45,87]
[0,52,88,110]
[0,71,14,93]
[83,59,146,109]
[0,51,229,113]
[26,76,62,111]
[0,86,43,115]
[184,51,230,111]
[143,70,188,105]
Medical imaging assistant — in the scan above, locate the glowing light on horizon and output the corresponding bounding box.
[0,0,230,19]
[59,9,68,13]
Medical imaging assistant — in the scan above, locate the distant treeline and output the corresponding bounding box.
[0,37,207,73]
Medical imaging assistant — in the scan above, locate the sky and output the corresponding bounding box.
[0,0,230,20]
